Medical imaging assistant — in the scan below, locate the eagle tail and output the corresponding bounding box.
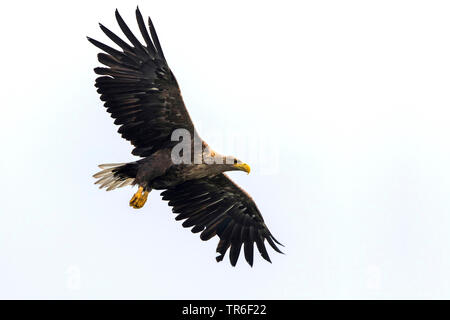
[93,162,138,191]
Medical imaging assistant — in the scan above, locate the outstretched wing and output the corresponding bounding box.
[161,174,283,266]
[88,8,195,157]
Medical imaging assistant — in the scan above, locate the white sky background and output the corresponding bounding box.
[1,0,450,299]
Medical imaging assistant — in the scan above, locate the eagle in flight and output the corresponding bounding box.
[88,8,283,266]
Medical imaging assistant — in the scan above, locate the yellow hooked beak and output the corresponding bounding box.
[233,163,251,174]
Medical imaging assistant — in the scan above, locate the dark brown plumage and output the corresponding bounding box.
[88,9,195,158]
[89,7,283,266]
[161,174,283,266]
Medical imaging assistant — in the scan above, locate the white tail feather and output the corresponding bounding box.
[118,179,133,188]
[93,163,135,191]
[98,163,125,169]
[94,174,113,185]
[106,180,125,191]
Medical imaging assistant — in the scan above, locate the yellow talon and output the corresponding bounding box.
[129,186,149,209]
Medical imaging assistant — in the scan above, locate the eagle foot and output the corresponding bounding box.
[129,186,149,209]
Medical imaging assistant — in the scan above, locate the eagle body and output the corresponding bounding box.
[89,8,283,266]
[110,148,236,190]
